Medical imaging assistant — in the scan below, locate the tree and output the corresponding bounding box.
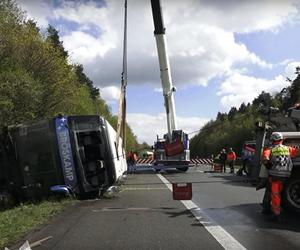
[46,25,68,58]
[280,70,300,110]
[239,103,247,113]
[74,64,100,100]
[252,91,273,107]
[216,112,227,121]
[228,107,237,120]
[0,68,41,125]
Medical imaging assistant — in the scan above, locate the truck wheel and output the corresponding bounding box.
[283,174,300,213]
[177,167,189,172]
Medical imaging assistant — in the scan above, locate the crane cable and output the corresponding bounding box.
[188,112,258,137]
[116,0,128,150]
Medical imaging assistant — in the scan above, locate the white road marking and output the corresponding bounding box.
[92,207,172,212]
[157,174,247,250]
[123,187,168,191]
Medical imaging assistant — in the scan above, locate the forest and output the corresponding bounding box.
[0,0,139,151]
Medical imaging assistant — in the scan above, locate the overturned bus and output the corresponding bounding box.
[0,115,127,205]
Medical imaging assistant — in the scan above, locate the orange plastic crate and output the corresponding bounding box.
[213,164,222,172]
[172,183,192,200]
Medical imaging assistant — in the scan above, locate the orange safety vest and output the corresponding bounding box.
[227,152,236,161]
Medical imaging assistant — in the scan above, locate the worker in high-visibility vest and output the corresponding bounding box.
[227,148,237,174]
[261,132,299,220]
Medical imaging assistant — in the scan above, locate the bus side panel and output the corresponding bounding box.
[105,121,127,181]
[9,120,64,199]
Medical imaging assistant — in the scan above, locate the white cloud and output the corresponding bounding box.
[217,71,291,111]
[284,61,300,80]
[100,86,120,103]
[277,58,294,66]
[170,0,299,34]
[16,0,299,91]
[62,31,116,63]
[217,61,300,111]
[46,0,299,89]
[53,1,110,28]
[127,113,209,144]
[16,0,52,27]
[154,87,163,93]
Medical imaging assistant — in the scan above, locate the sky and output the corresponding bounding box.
[17,0,300,145]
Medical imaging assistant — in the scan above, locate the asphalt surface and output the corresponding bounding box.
[13,165,300,250]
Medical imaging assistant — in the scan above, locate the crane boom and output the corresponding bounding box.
[150,0,177,140]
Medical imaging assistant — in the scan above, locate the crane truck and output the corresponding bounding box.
[150,0,190,171]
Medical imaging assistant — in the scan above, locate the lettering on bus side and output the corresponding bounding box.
[55,117,77,189]
[58,130,74,181]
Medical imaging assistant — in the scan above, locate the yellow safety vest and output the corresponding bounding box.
[269,144,292,177]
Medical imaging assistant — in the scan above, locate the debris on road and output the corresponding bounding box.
[5,236,53,250]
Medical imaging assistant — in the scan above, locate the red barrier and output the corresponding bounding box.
[172,183,192,200]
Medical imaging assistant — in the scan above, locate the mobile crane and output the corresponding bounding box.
[150,0,190,171]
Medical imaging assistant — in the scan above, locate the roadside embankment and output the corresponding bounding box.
[0,199,76,249]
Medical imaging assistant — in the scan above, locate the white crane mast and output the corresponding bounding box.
[151,0,177,141]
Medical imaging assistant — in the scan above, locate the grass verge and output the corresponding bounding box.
[0,199,76,249]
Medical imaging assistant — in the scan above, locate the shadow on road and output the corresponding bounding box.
[207,174,255,188]
[206,203,300,233]
[164,209,206,228]
[162,201,300,233]
[126,167,187,176]
[165,209,194,218]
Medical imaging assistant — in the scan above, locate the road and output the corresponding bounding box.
[13,165,300,250]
